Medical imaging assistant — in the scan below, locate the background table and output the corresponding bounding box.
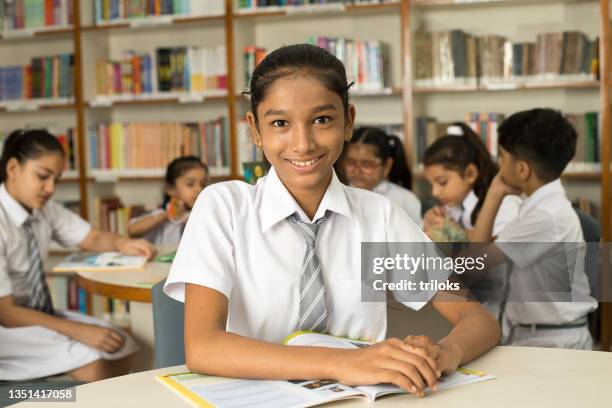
[8,346,612,408]
[75,262,171,371]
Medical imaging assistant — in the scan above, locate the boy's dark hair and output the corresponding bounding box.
[498,108,577,182]
[423,122,498,226]
[247,44,354,124]
[0,129,65,183]
[162,156,208,207]
[348,127,413,189]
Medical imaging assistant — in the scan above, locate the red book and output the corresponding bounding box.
[132,55,141,94]
[23,65,32,99]
[45,0,54,26]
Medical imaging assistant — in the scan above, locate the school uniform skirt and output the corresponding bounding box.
[0,310,138,381]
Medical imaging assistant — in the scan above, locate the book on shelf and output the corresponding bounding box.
[95,45,226,98]
[93,0,224,24]
[45,275,87,314]
[157,331,495,407]
[1,0,73,32]
[92,196,146,235]
[0,53,74,101]
[236,0,397,11]
[309,35,387,92]
[243,45,266,89]
[88,119,231,177]
[414,29,598,88]
[415,111,600,169]
[237,118,264,175]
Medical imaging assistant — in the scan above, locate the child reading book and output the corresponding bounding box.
[0,129,155,382]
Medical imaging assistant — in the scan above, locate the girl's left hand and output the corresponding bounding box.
[117,237,157,260]
[403,335,463,375]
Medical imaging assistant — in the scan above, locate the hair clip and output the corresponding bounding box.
[447,125,464,136]
[388,138,395,147]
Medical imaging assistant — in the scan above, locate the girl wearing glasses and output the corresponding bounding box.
[340,128,421,225]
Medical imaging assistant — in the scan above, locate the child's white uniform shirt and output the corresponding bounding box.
[0,183,138,381]
[446,190,521,235]
[372,180,422,226]
[495,180,597,347]
[129,208,184,246]
[165,167,442,343]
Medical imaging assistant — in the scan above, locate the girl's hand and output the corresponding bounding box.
[71,323,125,353]
[167,198,188,222]
[403,335,463,375]
[332,338,441,398]
[116,237,156,260]
[423,206,446,232]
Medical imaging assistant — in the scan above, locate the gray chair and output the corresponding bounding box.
[152,279,185,368]
[574,208,600,341]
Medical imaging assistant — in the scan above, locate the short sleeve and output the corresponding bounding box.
[0,237,12,298]
[164,185,236,302]
[496,208,557,268]
[492,195,521,236]
[45,200,92,247]
[385,200,443,311]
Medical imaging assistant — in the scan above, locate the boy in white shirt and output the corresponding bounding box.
[471,108,597,349]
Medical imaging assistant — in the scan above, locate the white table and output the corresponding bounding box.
[8,346,612,407]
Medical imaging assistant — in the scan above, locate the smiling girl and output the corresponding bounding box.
[164,44,500,398]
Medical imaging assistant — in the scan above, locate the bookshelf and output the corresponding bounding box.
[0,0,610,350]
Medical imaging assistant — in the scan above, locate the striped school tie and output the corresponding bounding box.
[23,218,54,314]
[289,212,329,333]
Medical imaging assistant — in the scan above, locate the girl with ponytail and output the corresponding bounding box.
[341,127,422,225]
[422,122,521,240]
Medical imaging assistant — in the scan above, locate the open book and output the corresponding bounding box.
[156,331,495,408]
[51,252,148,272]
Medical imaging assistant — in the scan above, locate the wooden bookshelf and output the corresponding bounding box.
[1,1,611,349]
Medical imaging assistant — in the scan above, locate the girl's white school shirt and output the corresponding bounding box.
[128,208,184,246]
[446,190,521,235]
[165,167,440,343]
[0,183,91,304]
[372,180,422,225]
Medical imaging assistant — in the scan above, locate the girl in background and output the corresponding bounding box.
[341,127,421,225]
[128,156,208,246]
[0,129,155,382]
[422,123,520,240]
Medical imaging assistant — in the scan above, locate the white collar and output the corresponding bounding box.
[259,167,352,233]
[519,179,565,217]
[0,183,34,228]
[462,190,478,213]
[372,180,390,194]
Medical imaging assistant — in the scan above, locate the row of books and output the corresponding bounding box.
[94,0,224,24]
[0,0,73,32]
[308,36,386,92]
[237,119,264,175]
[95,46,227,96]
[414,30,598,88]
[46,275,87,314]
[0,54,74,101]
[243,45,266,89]
[87,118,231,176]
[415,111,600,166]
[236,0,396,9]
[0,127,78,170]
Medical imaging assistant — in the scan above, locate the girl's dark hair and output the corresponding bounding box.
[0,129,65,183]
[247,43,353,123]
[161,156,208,207]
[349,127,413,189]
[423,122,497,225]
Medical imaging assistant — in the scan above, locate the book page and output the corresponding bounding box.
[158,373,363,408]
[53,252,147,272]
